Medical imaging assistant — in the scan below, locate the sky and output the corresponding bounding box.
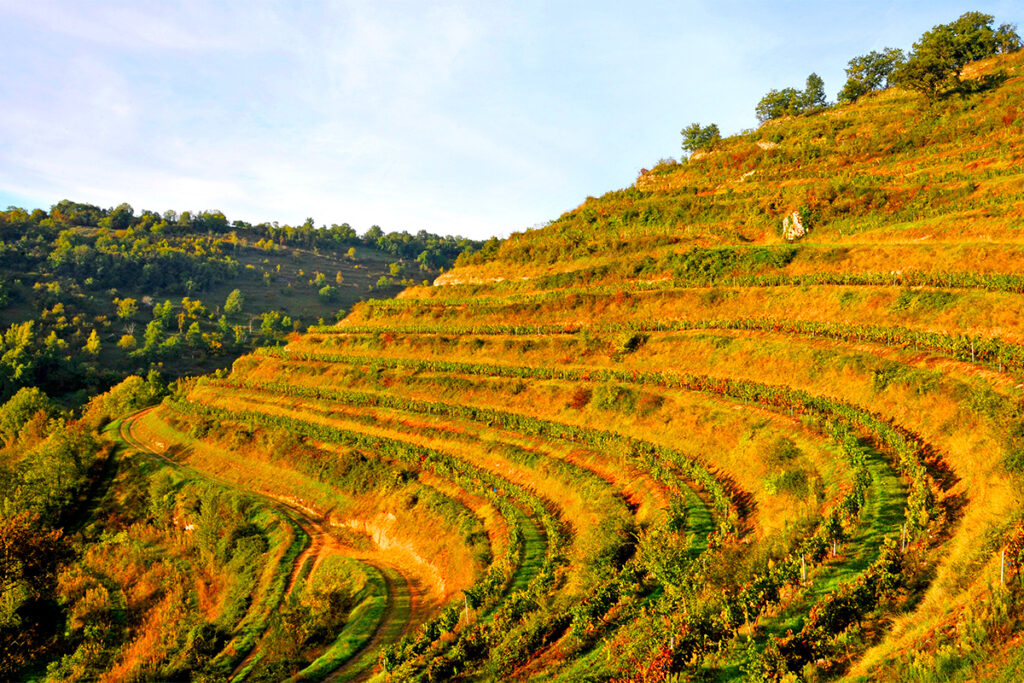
[1,1,1022,240]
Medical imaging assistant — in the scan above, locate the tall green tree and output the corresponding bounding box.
[894,11,1019,99]
[995,23,1023,53]
[224,288,245,316]
[756,87,801,123]
[799,73,827,111]
[838,48,905,102]
[680,122,722,155]
[755,74,827,123]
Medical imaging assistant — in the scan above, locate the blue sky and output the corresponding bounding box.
[1,1,1021,239]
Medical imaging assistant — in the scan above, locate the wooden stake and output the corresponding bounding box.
[1001,550,1006,588]
[801,553,806,583]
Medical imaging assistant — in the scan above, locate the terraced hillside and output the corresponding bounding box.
[119,51,1024,680]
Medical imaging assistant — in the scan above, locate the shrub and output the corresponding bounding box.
[318,285,338,303]
[566,386,592,410]
[765,469,810,498]
[592,383,637,413]
[764,436,801,466]
[117,334,137,351]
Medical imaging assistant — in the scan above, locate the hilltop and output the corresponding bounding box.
[5,28,1024,683]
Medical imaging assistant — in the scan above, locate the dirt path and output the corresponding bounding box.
[324,561,415,682]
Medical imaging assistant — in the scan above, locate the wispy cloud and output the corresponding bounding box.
[1,1,1021,238]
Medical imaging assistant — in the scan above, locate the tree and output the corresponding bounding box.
[838,48,905,102]
[680,122,722,155]
[84,329,101,356]
[114,297,138,321]
[893,11,1013,99]
[318,285,338,303]
[143,320,163,352]
[153,300,175,326]
[185,322,203,348]
[0,387,52,444]
[1,321,38,389]
[799,73,827,111]
[756,87,801,123]
[756,73,830,123]
[117,334,137,351]
[98,202,134,231]
[260,311,292,340]
[224,288,244,316]
[995,23,1023,54]
[0,512,72,672]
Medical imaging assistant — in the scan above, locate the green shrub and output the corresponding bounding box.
[592,383,637,413]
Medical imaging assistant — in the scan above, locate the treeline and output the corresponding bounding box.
[761,11,1022,120]
[0,199,490,404]
[1,200,483,291]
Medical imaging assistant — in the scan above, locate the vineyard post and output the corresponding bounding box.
[1001,550,1006,588]
[801,553,806,584]
[901,524,907,552]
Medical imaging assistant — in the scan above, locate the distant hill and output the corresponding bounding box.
[0,201,484,403]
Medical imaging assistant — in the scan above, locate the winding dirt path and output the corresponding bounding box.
[115,408,424,682]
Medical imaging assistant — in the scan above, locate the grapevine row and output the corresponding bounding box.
[312,315,1024,370]
[162,396,570,677]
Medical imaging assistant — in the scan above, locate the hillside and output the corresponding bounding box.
[0,202,483,403]
[7,41,1024,683]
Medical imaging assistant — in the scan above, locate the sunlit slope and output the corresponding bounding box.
[163,51,1024,680]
